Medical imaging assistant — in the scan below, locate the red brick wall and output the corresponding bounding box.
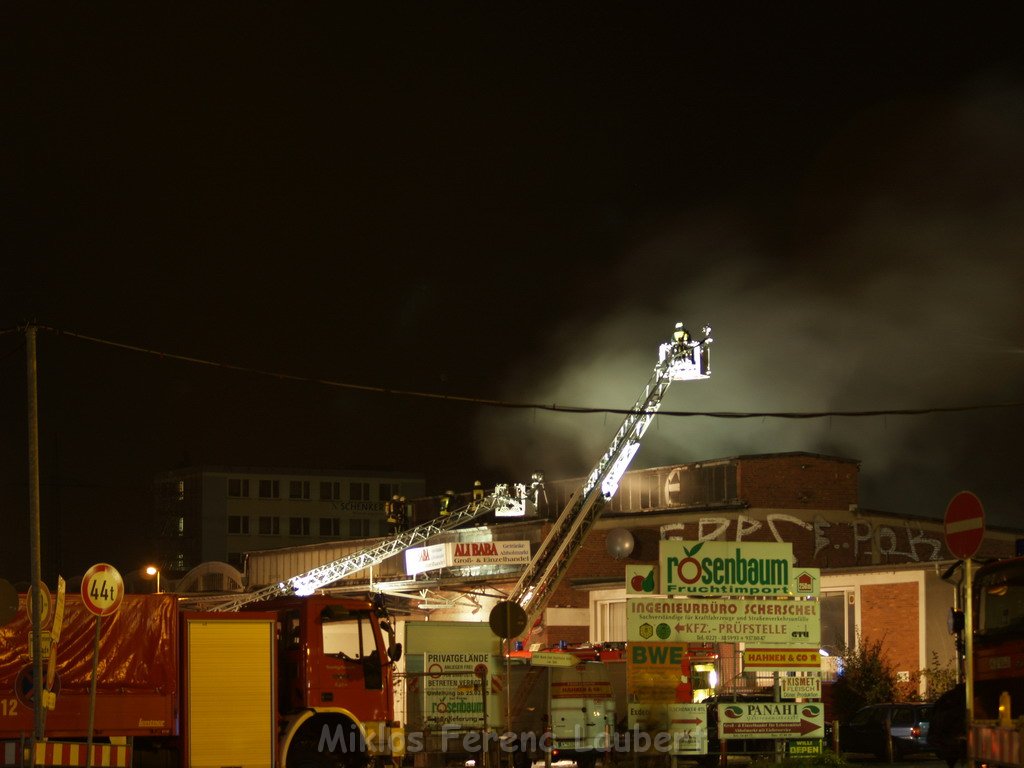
[861,582,919,674]
[546,528,621,609]
[737,455,859,510]
[539,625,589,647]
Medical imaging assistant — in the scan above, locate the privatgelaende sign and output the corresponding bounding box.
[659,541,797,596]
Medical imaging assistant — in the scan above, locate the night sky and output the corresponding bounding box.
[2,5,1023,582]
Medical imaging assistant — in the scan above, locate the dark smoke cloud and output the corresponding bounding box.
[477,81,1024,527]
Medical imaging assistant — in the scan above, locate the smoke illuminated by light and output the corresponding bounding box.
[476,85,1024,524]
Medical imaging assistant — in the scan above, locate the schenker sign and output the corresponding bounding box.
[659,541,796,596]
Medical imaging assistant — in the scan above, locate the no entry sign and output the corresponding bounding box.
[944,491,985,560]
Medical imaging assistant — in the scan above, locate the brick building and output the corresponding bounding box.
[231,452,1023,692]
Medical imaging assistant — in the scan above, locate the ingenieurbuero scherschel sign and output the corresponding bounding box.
[659,540,819,597]
[626,597,820,645]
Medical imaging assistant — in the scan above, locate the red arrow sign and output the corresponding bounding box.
[721,719,821,738]
[945,491,985,560]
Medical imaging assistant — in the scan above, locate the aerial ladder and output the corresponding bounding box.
[200,321,710,615]
[507,321,712,632]
[202,484,531,612]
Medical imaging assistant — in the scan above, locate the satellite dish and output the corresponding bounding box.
[606,528,635,560]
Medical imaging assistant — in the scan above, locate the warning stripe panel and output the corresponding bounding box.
[2,742,20,767]
[29,742,131,767]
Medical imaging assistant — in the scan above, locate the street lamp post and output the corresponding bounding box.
[145,565,161,594]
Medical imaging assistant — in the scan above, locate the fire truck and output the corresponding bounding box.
[504,643,627,768]
[0,592,404,768]
[932,555,1024,768]
[402,622,627,768]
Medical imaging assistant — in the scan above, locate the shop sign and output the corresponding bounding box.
[449,540,531,567]
[627,597,820,645]
[743,647,822,671]
[405,544,447,575]
[717,702,824,740]
[780,674,822,699]
[659,541,795,596]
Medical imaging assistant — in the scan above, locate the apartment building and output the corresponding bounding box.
[153,466,425,572]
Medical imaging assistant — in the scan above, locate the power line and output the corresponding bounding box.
[10,323,1024,420]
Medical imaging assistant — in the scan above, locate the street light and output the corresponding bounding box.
[145,565,161,594]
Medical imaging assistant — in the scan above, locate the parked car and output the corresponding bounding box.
[839,702,934,760]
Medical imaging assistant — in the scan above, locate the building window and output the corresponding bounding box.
[176,480,185,502]
[320,481,341,501]
[258,516,280,535]
[820,590,856,650]
[320,518,341,537]
[228,515,250,534]
[228,478,250,498]
[290,480,311,500]
[379,483,399,501]
[350,482,370,501]
[177,517,185,535]
[349,518,370,538]
[258,479,280,499]
[289,517,311,536]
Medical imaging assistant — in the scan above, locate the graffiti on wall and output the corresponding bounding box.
[662,513,945,565]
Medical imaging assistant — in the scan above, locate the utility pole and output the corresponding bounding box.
[26,325,45,745]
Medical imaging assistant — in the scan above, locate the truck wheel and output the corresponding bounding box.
[512,751,531,768]
[576,753,597,768]
[286,713,370,768]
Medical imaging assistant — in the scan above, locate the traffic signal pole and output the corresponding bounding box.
[26,325,45,746]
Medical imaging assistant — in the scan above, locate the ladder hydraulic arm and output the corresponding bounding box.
[202,485,529,612]
[508,322,712,628]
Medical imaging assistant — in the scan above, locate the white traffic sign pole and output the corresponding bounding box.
[965,556,974,768]
[80,564,124,768]
[85,616,102,768]
[944,492,985,768]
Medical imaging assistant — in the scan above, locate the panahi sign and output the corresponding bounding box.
[717,702,824,740]
[660,541,795,596]
[627,597,820,645]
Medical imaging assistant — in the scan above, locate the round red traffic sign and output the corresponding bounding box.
[944,491,985,560]
[80,563,124,617]
[15,664,60,709]
[26,581,52,626]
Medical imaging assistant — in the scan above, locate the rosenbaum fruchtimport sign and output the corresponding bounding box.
[624,540,822,644]
[658,540,819,597]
